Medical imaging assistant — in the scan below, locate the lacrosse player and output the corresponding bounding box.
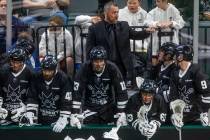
[0,48,34,125]
[169,44,210,128]
[150,42,177,123]
[71,46,128,128]
[21,55,72,133]
[126,79,167,139]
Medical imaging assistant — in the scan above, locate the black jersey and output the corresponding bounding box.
[27,71,72,125]
[0,64,33,112]
[73,61,128,114]
[170,63,210,122]
[156,63,176,103]
[126,93,167,127]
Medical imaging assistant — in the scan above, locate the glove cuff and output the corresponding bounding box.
[150,120,161,128]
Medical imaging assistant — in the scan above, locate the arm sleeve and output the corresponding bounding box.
[144,11,158,27]
[75,15,92,25]
[64,29,73,57]
[171,7,185,29]
[39,33,47,57]
[59,73,72,117]
[150,95,167,125]
[125,96,138,126]
[26,73,39,114]
[72,64,87,113]
[194,69,210,112]
[112,64,128,112]
[169,72,179,102]
[86,25,96,60]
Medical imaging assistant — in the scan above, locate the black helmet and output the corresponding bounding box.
[175,44,194,61]
[160,42,177,58]
[89,46,107,60]
[9,48,26,62]
[16,38,35,56]
[140,79,157,94]
[41,55,57,70]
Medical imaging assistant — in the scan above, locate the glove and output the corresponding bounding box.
[70,114,82,129]
[53,116,69,133]
[200,112,209,127]
[115,112,127,127]
[171,113,184,129]
[144,120,159,138]
[11,103,26,122]
[103,127,120,140]
[19,112,34,127]
[0,107,8,120]
[136,77,144,89]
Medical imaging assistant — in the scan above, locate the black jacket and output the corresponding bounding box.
[86,20,150,78]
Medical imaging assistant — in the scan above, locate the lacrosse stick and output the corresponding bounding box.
[170,99,186,140]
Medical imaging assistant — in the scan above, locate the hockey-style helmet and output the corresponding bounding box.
[9,48,26,62]
[41,55,58,70]
[175,44,194,61]
[140,79,157,94]
[16,38,35,56]
[89,46,107,60]
[160,42,177,58]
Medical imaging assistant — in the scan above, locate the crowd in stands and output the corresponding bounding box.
[0,0,210,139]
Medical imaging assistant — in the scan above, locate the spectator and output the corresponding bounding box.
[39,16,73,76]
[144,0,185,56]
[86,1,153,86]
[0,48,34,125]
[0,0,26,54]
[21,55,72,133]
[74,15,101,70]
[118,0,149,77]
[71,47,128,127]
[170,45,210,128]
[52,0,70,24]
[22,0,69,24]
[15,31,41,72]
[149,42,177,123]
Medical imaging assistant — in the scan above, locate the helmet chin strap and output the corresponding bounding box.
[95,65,106,76]
[143,100,153,111]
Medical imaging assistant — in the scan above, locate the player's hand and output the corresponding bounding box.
[11,102,26,122]
[19,112,34,127]
[0,107,8,120]
[200,112,209,127]
[116,112,127,127]
[144,120,159,138]
[53,116,69,133]
[70,114,82,129]
[171,113,184,129]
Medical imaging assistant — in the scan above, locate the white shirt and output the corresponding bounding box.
[39,29,73,61]
[144,3,185,55]
[118,6,149,52]
[74,15,93,63]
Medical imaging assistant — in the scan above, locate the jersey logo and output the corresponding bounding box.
[179,86,194,104]
[39,92,59,109]
[87,84,110,105]
[4,85,27,102]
